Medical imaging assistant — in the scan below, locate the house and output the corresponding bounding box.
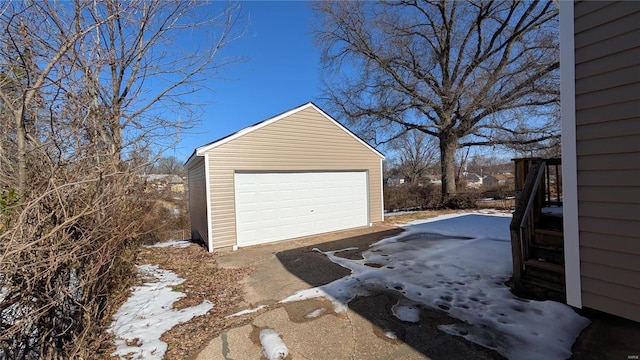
[386,176,405,186]
[143,174,185,193]
[511,1,639,323]
[185,102,385,252]
[482,173,512,187]
[462,172,483,188]
[426,174,442,185]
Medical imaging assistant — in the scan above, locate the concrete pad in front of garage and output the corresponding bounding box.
[196,304,429,360]
[197,224,503,360]
[212,224,402,307]
[197,220,640,360]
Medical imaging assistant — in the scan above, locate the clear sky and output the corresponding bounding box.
[170,1,323,161]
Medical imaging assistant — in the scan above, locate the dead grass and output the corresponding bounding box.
[476,198,515,210]
[383,209,462,225]
[135,243,252,360]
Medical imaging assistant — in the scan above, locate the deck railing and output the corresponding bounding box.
[510,160,546,288]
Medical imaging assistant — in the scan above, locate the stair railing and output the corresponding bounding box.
[510,160,546,289]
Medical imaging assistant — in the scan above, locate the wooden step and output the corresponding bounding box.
[524,259,565,285]
[525,259,564,273]
[529,245,564,264]
[519,277,566,303]
[539,213,563,232]
[534,228,564,248]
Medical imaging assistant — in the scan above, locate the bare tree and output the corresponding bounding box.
[389,130,437,185]
[0,1,244,357]
[154,156,185,175]
[313,0,559,202]
[72,0,245,166]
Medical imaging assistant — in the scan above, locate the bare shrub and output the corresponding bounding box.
[0,159,154,358]
[443,192,481,210]
[480,184,515,201]
[384,184,440,212]
[0,0,244,358]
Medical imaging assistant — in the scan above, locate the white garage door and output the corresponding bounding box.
[234,171,369,247]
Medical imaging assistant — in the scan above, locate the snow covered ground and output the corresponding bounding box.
[109,264,213,360]
[277,212,589,360]
[142,240,191,248]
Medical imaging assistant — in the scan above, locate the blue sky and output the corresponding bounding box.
[169,1,323,161]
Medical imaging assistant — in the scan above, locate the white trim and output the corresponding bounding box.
[195,102,385,159]
[560,0,582,308]
[204,153,214,253]
[184,151,199,169]
[380,159,385,222]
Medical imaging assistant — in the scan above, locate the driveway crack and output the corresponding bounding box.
[345,309,358,357]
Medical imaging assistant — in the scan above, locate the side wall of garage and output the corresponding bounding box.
[187,157,209,243]
[205,106,383,250]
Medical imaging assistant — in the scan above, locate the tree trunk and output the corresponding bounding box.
[439,135,458,204]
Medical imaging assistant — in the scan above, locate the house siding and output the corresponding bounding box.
[187,157,208,243]
[204,106,383,250]
[574,0,640,322]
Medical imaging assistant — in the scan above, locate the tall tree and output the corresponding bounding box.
[390,130,437,185]
[313,0,559,202]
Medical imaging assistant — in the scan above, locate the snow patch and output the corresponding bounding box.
[304,308,325,319]
[225,305,267,318]
[284,212,589,360]
[109,264,213,360]
[384,330,398,340]
[259,328,288,360]
[542,206,563,215]
[391,299,420,323]
[143,240,191,248]
[281,287,351,313]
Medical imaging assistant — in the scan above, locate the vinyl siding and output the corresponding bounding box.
[187,157,208,243]
[204,106,383,250]
[574,0,640,322]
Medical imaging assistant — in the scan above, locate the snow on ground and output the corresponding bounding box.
[226,304,268,318]
[259,328,289,360]
[142,240,191,248]
[280,212,589,360]
[542,206,563,216]
[109,264,213,360]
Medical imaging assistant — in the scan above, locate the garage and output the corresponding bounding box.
[185,102,384,252]
[234,171,369,246]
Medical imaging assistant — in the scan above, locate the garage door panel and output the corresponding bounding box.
[235,171,368,246]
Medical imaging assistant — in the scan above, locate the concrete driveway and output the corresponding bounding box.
[195,221,640,360]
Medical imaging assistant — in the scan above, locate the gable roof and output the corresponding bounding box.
[185,102,384,168]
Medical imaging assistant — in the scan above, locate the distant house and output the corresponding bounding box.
[462,172,483,188]
[483,173,513,187]
[185,102,385,252]
[386,176,405,186]
[144,174,185,193]
[425,174,441,185]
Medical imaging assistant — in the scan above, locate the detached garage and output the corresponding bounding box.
[185,102,385,252]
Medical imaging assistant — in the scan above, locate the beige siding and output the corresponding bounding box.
[205,106,383,250]
[187,157,208,243]
[574,1,640,322]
